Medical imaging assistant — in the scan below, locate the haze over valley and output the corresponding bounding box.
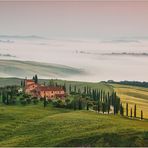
[0,35,148,82]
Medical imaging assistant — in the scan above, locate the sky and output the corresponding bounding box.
[0,0,148,81]
[0,0,148,39]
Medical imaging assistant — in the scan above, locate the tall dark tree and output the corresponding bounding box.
[63,83,66,92]
[102,103,106,114]
[69,84,72,94]
[141,110,143,120]
[120,103,124,116]
[43,96,47,108]
[34,74,38,84]
[134,104,137,118]
[130,108,132,118]
[98,101,100,113]
[74,85,77,93]
[126,103,128,117]
[78,98,82,110]
[21,80,23,87]
[107,101,110,114]
[73,100,77,110]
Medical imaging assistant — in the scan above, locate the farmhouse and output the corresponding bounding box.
[24,79,65,99]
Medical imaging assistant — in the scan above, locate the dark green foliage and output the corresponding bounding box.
[20,98,27,105]
[97,101,100,113]
[130,108,132,118]
[69,84,72,94]
[26,98,31,104]
[134,104,137,118]
[108,80,148,88]
[120,103,124,116]
[141,110,143,120]
[102,103,106,114]
[32,98,39,104]
[33,74,38,84]
[126,103,128,117]
[78,98,82,110]
[43,97,47,108]
[63,83,66,92]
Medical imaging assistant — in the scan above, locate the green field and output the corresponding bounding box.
[0,78,148,146]
[0,104,148,147]
[111,84,148,119]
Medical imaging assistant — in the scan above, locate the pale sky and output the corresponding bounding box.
[0,1,148,39]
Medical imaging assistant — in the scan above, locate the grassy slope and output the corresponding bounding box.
[0,59,84,78]
[0,104,148,147]
[111,84,148,119]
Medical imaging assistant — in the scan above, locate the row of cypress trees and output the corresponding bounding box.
[68,84,122,115]
[126,103,143,119]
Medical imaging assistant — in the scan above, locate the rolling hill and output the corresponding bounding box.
[0,59,85,79]
[0,104,147,147]
[111,84,148,119]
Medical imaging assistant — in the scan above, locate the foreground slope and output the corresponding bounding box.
[111,84,148,118]
[0,104,147,147]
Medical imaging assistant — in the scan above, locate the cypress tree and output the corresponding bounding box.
[21,80,23,87]
[73,100,77,110]
[74,85,77,93]
[107,101,110,114]
[84,86,86,94]
[141,110,143,120]
[86,101,89,110]
[102,103,105,114]
[97,101,100,113]
[43,96,47,108]
[134,104,137,118]
[78,98,82,110]
[126,103,128,116]
[120,103,124,116]
[130,108,132,118]
[34,74,38,84]
[69,84,72,94]
[63,83,66,92]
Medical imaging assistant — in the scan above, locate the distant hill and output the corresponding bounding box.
[0,59,85,79]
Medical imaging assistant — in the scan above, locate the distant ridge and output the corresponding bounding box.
[0,35,46,39]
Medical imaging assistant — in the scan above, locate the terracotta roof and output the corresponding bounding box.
[36,86,64,91]
[25,79,34,82]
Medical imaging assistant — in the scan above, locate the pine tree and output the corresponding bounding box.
[126,103,128,116]
[134,104,137,118]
